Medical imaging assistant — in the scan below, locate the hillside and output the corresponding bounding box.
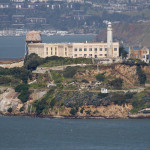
[95,22,150,47]
[1,55,150,118]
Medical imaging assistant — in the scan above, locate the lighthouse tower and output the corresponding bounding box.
[107,22,113,57]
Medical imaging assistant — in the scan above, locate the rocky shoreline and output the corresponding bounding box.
[1,112,150,119]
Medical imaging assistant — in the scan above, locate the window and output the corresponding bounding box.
[84,48,87,51]
[105,48,107,51]
[84,54,87,57]
[100,48,103,51]
[114,48,117,51]
[74,54,77,57]
[55,47,57,50]
[89,48,92,51]
[46,47,48,51]
[105,54,107,56]
[94,48,97,51]
[51,47,53,50]
[95,55,97,58]
[79,48,82,51]
[100,54,103,56]
[74,48,77,51]
[89,54,92,57]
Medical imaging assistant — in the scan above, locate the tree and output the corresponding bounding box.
[136,65,146,84]
[7,108,12,113]
[24,53,43,71]
[119,46,128,58]
[96,73,105,82]
[109,78,123,89]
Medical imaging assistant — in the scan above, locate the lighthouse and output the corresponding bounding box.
[107,22,113,57]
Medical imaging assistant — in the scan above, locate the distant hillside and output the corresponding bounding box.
[95,22,150,47]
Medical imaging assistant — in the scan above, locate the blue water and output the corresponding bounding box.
[0,35,95,58]
[0,116,150,150]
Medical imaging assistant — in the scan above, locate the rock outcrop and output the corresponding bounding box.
[0,87,23,114]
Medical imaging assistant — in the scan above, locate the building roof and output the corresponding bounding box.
[26,30,42,42]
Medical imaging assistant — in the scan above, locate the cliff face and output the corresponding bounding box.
[95,22,150,47]
[1,64,150,118]
[0,87,47,115]
[48,104,132,119]
[0,87,132,119]
[0,87,23,114]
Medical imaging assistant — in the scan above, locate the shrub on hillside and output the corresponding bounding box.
[0,67,32,84]
[0,76,11,85]
[7,107,12,113]
[109,78,123,89]
[82,79,89,83]
[63,66,78,78]
[70,108,78,115]
[24,53,43,71]
[15,84,29,92]
[96,73,105,82]
[136,65,146,84]
[15,84,30,103]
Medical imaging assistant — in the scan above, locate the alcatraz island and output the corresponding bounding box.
[0,23,150,119]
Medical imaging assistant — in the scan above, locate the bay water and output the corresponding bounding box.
[0,116,150,150]
[0,35,94,58]
[0,35,150,150]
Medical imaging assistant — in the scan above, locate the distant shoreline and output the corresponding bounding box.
[0,34,97,37]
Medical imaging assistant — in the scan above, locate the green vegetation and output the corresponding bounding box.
[0,67,32,84]
[63,66,78,78]
[80,108,84,114]
[96,73,105,82]
[29,83,46,89]
[15,84,30,103]
[109,78,123,89]
[98,93,108,99]
[24,53,43,71]
[130,92,150,113]
[81,79,89,83]
[110,92,135,106]
[86,110,91,115]
[122,58,147,66]
[70,108,78,115]
[136,65,146,84]
[7,107,12,113]
[19,107,25,112]
[119,46,128,58]
[40,56,92,67]
[33,88,56,115]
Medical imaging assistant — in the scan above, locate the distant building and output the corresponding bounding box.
[128,46,149,63]
[25,22,119,60]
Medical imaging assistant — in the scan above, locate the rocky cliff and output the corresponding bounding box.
[1,64,150,119]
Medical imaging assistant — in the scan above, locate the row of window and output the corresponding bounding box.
[46,47,58,51]
[74,48,117,52]
[74,54,107,57]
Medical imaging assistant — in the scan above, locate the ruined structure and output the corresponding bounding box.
[129,46,149,63]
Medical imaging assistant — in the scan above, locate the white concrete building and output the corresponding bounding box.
[26,23,120,59]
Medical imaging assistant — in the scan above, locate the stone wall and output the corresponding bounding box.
[0,60,24,68]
